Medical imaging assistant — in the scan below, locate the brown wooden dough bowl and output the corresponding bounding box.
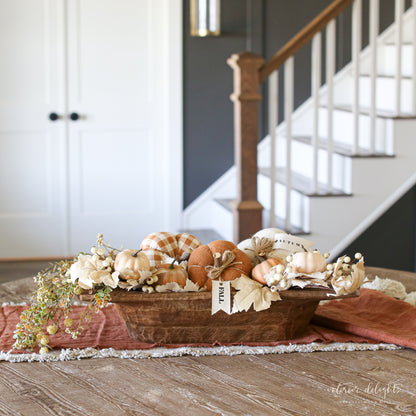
[80,289,357,344]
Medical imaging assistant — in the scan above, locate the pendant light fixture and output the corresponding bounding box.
[190,0,221,37]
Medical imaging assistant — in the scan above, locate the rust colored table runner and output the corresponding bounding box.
[1,289,415,353]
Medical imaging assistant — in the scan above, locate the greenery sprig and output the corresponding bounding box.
[13,234,118,353]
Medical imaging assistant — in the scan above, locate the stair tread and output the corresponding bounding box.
[178,229,224,244]
[359,73,412,80]
[324,104,416,119]
[214,198,308,236]
[258,167,351,197]
[384,41,412,46]
[292,135,395,158]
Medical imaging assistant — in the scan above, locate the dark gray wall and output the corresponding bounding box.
[339,186,416,272]
[183,0,248,208]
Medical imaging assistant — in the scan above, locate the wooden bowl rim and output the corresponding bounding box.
[79,287,359,303]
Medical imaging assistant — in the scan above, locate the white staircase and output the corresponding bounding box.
[183,2,416,259]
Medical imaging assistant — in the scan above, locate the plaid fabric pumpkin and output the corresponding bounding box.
[140,232,201,267]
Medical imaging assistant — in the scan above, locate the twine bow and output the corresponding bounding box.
[246,237,275,263]
[206,250,242,280]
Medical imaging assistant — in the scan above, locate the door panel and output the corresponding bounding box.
[0,0,67,257]
[66,0,169,253]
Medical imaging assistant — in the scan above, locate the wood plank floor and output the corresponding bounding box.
[0,260,54,284]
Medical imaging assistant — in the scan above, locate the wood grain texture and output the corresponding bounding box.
[1,268,416,415]
[80,288,356,344]
[227,52,264,243]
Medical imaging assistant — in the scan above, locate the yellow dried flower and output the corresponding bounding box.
[47,324,57,335]
[40,335,49,346]
[64,318,73,327]
[39,347,49,354]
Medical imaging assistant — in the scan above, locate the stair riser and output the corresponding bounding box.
[360,76,413,113]
[361,44,413,77]
[318,108,394,153]
[269,138,352,192]
[335,76,413,114]
[258,175,309,231]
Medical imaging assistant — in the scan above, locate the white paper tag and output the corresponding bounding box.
[211,280,231,315]
[274,233,314,253]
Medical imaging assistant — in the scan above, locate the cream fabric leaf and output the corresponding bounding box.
[103,271,120,289]
[156,282,182,292]
[231,275,281,312]
[404,291,416,306]
[70,254,116,289]
[182,279,200,292]
[331,258,365,295]
[362,276,407,300]
[118,280,140,291]
[156,279,201,293]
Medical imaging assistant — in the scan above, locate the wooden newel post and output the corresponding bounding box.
[227,52,265,243]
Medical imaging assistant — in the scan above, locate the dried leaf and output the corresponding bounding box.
[182,279,200,292]
[156,282,182,292]
[231,275,281,312]
[286,271,329,281]
[331,258,365,295]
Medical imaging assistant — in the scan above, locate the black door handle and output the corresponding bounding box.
[48,112,60,121]
[69,112,80,121]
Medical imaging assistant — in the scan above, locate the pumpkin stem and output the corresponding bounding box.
[169,258,177,269]
[132,249,142,257]
[256,255,266,263]
[179,251,191,262]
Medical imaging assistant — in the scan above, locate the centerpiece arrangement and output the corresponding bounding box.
[13,229,365,351]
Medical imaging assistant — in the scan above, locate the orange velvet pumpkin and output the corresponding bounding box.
[156,263,188,288]
[251,258,284,285]
[187,240,252,291]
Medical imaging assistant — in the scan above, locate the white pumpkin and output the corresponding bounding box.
[290,252,327,274]
[114,249,151,280]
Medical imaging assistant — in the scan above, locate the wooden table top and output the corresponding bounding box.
[1,267,416,416]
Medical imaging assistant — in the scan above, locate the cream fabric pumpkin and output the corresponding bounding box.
[290,252,327,274]
[114,249,151,280]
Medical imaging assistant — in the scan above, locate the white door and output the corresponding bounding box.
[0,0,182,258]
[0,0,68,258]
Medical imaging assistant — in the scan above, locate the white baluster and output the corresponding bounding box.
[395,0,404,116]
[326,20,335,192]
[352,0,362,155]
[311,33,321,194]
[284,57,294,232]
[268,70,278,228]
[369,0,379,153]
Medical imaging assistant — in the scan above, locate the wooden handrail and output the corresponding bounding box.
[259,0,355,83]
[228,0,357,242]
